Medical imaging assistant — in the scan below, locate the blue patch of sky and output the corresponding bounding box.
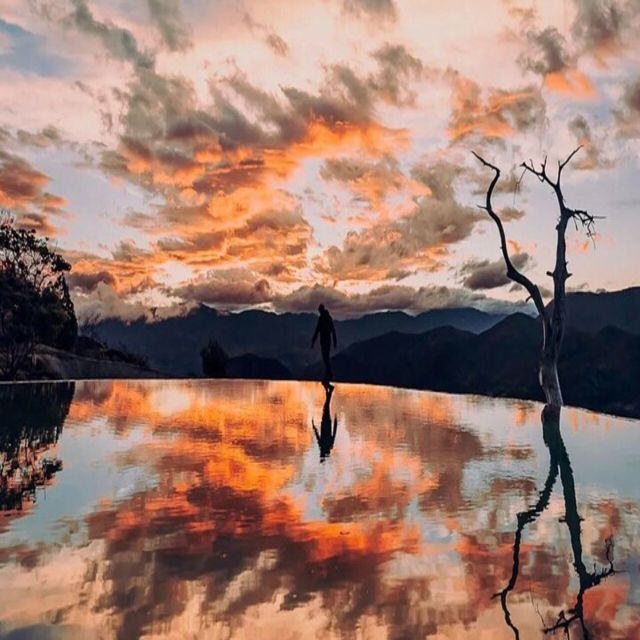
[23,146,154,252]
[0,19,74,76]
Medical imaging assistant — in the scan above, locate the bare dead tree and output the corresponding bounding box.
[472,147,601,407]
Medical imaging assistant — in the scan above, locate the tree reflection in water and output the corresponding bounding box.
[0,382,74,513]
[495,404,616,639]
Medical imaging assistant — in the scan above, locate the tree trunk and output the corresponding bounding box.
[539,349,562,407]
[473,148,596,413]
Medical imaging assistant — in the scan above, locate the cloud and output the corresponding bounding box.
[516,23,595,98]
[67,269,117,292]
[341,0,398,22]
[567,114,613,169]
[0,147,67,235]
[459,252,530,290]
[368,44,426,106]
[272,283,526,317]
[86,36,416,279]
[242,13,289,57]
[264,32,289,57]
[613,75,640,138]
[519,26,571,77]
[315,160,481,280]
[571,0,626,61]
[64,243,160,297]
[446,74,546,142]
[15,125,64,148]
[147,0,191,52]
[73,282,150,323]
[320,154,406,210]
[149,200,313,276]
[169,269,272,306]
[65,0,154,69]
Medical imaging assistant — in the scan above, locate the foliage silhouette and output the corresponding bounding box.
[0,382,74,511]
[0,211,77,379]
[201,339,228,377]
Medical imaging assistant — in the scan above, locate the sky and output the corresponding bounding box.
[0,0,639,321]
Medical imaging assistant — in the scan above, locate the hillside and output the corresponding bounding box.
[560,286,640,335]
[307,314,640,418]
[93,305,505,376]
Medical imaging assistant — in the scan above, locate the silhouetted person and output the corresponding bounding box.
[311,304,337,390]
[312,386,337,461]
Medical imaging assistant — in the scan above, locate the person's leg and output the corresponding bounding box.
[321,342,332,382]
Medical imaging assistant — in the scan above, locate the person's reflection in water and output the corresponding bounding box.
[312,386,338,462]
[495,404,616,640]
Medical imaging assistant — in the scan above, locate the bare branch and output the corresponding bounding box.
[473,151,548,321]
[521,154,558,189]
[558,145,583,177]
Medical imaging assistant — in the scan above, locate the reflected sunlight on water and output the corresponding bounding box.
[0,380,639,639]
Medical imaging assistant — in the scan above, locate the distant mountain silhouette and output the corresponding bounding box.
[90,289,640,417]
[560,287,640,335]
[93,305,505,376]
[306,313,640,418]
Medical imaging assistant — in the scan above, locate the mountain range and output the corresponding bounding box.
[91,287,640,418]
[306,313,640,418]
[93,305,506,376]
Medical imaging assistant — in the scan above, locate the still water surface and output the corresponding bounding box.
[0,379,639,639]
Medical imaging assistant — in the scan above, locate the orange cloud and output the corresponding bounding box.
[0,148,68,236]
[544,69,596,99]
[447,75,545,142]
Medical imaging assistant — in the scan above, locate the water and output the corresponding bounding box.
[0,379,639,639]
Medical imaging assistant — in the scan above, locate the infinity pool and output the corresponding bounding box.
[0,380,638,639]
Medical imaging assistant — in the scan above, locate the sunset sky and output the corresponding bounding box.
[1,0,639,321]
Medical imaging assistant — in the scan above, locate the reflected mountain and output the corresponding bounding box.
[496,404,617,639]
[312,387,338,461]
[0,382,74,515]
